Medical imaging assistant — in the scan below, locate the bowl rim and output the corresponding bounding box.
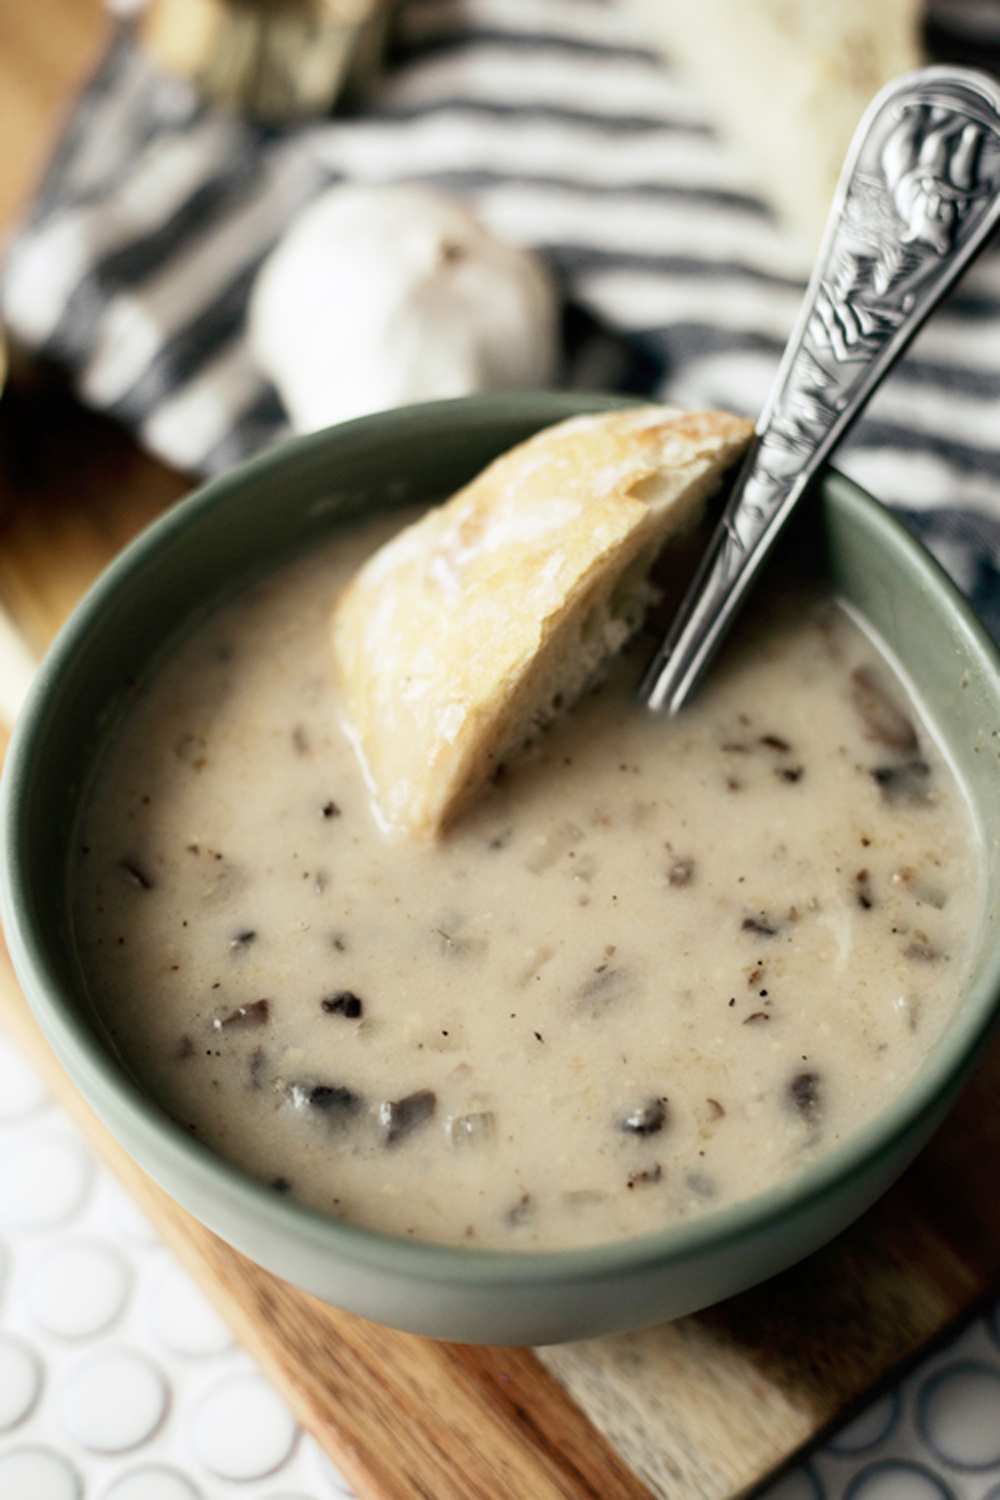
[3,390,1000,1292]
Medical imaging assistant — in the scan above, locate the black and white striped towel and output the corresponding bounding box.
[3,0,1000,635]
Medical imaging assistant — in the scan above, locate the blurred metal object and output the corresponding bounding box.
[140,0,396,121]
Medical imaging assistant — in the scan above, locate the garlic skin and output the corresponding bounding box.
[248,183,560,433]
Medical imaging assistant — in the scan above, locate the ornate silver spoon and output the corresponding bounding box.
[640,64,1000,715]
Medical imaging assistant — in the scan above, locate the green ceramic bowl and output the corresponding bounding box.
[3,393,1000,1346]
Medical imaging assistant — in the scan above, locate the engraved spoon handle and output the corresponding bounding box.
[640,65,1000,714]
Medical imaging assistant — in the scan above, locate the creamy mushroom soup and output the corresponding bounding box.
[71,515,983,1250]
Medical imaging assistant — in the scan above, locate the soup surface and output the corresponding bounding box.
[72,514,982,1250]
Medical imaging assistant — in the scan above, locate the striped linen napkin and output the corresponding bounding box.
[2,0,999,635]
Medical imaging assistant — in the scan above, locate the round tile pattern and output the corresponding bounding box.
[0,1035,48,1123]
[0,1335,42,1430]
[102,1466,202,1500]
[1,1021,999,1500]
[0,1445,82,1500]
[825,1396,900,1457]
[145,1263,233,1360]
[0,1033,349,1500]
[61,1350,168,1453]
[191,1374,298,1481]
[841,1461,955,1500]
[28,1240,130,1340]
[0,1134,93,1230]
[916,1364,1000,1470]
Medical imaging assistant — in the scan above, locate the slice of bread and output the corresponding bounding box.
[331,405,754,840]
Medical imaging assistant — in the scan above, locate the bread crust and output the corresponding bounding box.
[331,405,754,839]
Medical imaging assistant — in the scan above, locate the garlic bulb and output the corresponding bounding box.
[248,183,560,433]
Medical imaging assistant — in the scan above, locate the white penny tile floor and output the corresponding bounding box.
[762,1313,1000,1500]
[0,1023,999,1500]
[0,1029,354,1500]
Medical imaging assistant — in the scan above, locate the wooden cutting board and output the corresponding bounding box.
[1,371,999,1500]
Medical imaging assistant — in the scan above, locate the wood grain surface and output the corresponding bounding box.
[0,358,999,1500]
[0,0,108,231]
